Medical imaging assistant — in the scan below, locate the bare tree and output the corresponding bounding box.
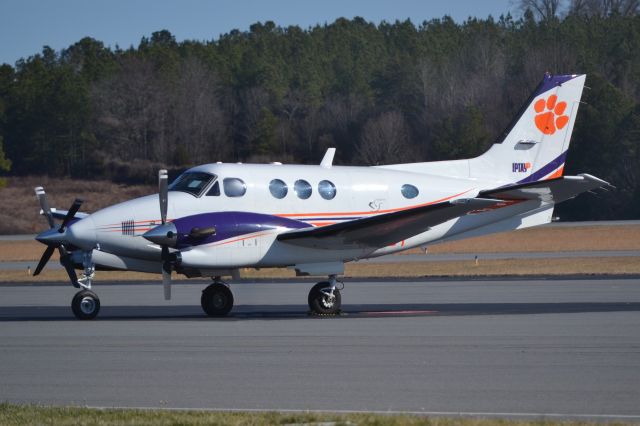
[356,111,415,165]
[569,0,639,16]
[91,56,170,163]
[172,57,228,164]
[519,0,563,19]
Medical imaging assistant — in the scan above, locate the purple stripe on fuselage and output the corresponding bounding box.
[517,151,567,184]
[172,211,309,248]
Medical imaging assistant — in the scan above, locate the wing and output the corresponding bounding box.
[479,173,611,204]
[276,198,501,250]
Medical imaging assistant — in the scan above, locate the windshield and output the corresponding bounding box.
[168,172,216,197]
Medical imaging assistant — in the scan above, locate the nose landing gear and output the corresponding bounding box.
[71,289,100,320]
[71,250,99,320]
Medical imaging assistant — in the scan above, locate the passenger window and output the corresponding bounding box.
[206,181,220,196]
[401,184,419,199]
[269,179,288,199]
[294,179,312,199]
[223,178,247,197]
[318,180,336,200]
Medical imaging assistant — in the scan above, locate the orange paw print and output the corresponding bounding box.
[534,95,569,135]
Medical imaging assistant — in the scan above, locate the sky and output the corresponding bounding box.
[0,0,515,66]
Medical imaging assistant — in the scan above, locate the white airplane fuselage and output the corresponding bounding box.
[67,162,547,276]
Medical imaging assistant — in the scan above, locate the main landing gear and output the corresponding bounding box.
[197,275,343,317]
[308,274,342,315]
[201,278,234,317]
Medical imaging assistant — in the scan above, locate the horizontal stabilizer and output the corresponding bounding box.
[277,198,501,250]
[479,173,611,204]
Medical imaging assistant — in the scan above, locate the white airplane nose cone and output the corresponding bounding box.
[66,217,97,250]
[143,223,178,247]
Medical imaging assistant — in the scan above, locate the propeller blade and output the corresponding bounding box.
[59,198,84,232]
[33,246,56,276]
[159,169,168,225]
[35,187,55,229]
[58,246,79,288]
[162,262,172,300]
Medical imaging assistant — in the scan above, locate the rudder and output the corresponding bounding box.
[470,73,586,184]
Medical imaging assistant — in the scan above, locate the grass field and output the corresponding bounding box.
[0,404,634,426]
[0,176,154,234]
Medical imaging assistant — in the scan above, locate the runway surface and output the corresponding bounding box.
[1,277,640,419]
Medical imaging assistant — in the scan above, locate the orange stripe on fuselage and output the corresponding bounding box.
[276,188,475,218]
[545,165,564,180]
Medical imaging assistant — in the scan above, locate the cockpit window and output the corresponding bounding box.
[206,181,220,196]
[169,172,216,197]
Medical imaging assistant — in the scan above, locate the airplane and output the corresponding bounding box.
[32,73,611,319]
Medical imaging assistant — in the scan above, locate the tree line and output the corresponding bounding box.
[0,2,639,219]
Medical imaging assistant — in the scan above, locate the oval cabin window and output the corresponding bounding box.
[401,184,419,199]
[318,180,336,200]
[223,178,247,197]
[294,179,312,199]
[269,179,288,199]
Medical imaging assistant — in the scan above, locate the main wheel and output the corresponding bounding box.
[201,283,234,317]
[71,290,100,320]
[308,282,341,315]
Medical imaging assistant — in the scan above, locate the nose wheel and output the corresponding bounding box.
[71,290,101,320]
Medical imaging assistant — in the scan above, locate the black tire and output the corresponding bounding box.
[201,283,234,317]
[71,290,100,320]
[308,282,341,315]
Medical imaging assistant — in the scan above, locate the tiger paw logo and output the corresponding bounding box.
[534,95,569,135]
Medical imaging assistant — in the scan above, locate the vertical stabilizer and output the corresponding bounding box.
[470,73,586,184]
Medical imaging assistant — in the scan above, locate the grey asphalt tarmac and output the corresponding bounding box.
[1,278,640,419]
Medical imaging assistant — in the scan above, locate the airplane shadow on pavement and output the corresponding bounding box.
[1,302,640,321]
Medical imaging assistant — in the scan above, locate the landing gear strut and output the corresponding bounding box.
[201,278,234,317]
[308,274,342,315]
[72,250,100,320]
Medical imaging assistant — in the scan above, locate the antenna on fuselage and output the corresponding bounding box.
[320,148,336,168]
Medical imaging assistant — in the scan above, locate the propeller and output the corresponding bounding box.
[33,187,82,287]
[158,170,172,300]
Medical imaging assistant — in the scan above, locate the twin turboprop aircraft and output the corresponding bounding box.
[33,73,610,319]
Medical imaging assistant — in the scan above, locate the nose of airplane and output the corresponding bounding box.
[65,216,98,250]
[143,222,178,247]
[35,227,68,246]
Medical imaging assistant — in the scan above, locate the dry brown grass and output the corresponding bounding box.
[4,225,639,264]
[0,176,154,234]
[3,257,639,283]
[404,225,640,254]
